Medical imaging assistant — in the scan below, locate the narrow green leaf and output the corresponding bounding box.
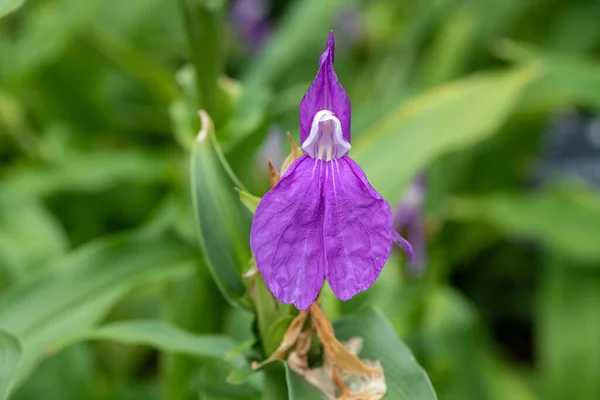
[497,39,600,111]
[191,111,252,308]
[419,5,478,85]
[486,357,537,400]
[162,271,225,400]
[254,272,289,356]
[352,66,539,202]
[0,331,20,400]
[421,287,487,399]
[5,150,171,197]
[448,186,600,262]
[10,344,94,400]
[334,307,438,400]
[79,320,261,399]
[79,320,236,360]
[0,0,25,19]
[0,188,67,285]
[197,357,262,399]
[0,233,195,386]
[266,315,295,357]
[87,25,177,102]
[261,360,326,400]
[1,0,102,81]
[236,189,261,215]
[226,364,256,386]
[422,287,536,400]
[538,256,600,400]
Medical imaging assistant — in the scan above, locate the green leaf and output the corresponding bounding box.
[0,331,20,400]
[448,186,600,262]
[421,287,536,400]
[87,25,177,102]
[162,271,226,400]
[261,360,326,400]
[78,320,261,399]
[5,150,171,197]
[421,287,488,399]
[543,3,600,54]
[486,358,537,400]
[0,0,99,80]
[225,364,256,386]
[0,233,195,386]
[11,344,94,400]
[497,39,600,111]
[191,112,252,308]
[236,189,261,215]
[253,272,290,356]
[197,358,261,399]
[78,320,236,360]
[538,256,600,400]
[352,66,539,202]
[0,0,26,19]
[334,307,438,400]
[0,188,67,286]
[419,5,478,85]
[266,315,295,357]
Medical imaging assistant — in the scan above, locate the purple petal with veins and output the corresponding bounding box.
[323,156,407,300]
[250,156,324,310]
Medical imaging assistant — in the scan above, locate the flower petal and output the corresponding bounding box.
[322,156,395,301]
[393,231,415,264]
[250,156,325,310]
[299,31,351,146]
[393,174,425,272]
[392,207,419,266]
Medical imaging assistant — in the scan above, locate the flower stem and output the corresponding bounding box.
[178,0,223,122]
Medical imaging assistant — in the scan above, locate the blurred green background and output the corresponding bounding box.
[1,0,600,399]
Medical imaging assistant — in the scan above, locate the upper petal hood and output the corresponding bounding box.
[299,31,351,147]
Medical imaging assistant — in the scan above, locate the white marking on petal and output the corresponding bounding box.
[311,157,319,179]
[331,159,336,191]
[302,110,351,160]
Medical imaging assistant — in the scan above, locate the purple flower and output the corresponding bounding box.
[256,125,285,174]
[335,8,365,49]
[394,175,427,274]
[250,32,414,310]
[231,0,271,52]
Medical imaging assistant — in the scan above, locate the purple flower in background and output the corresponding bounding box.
[256,125,285,175]
[250,32,414,310]
[394,175,427,274]
[533,109,600,187]
[231,0,271,51]
[335,8,365,49]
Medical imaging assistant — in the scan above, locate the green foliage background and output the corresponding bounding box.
[1,0,600,399]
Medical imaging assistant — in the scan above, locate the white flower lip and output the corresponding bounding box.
[301,110,351,161]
